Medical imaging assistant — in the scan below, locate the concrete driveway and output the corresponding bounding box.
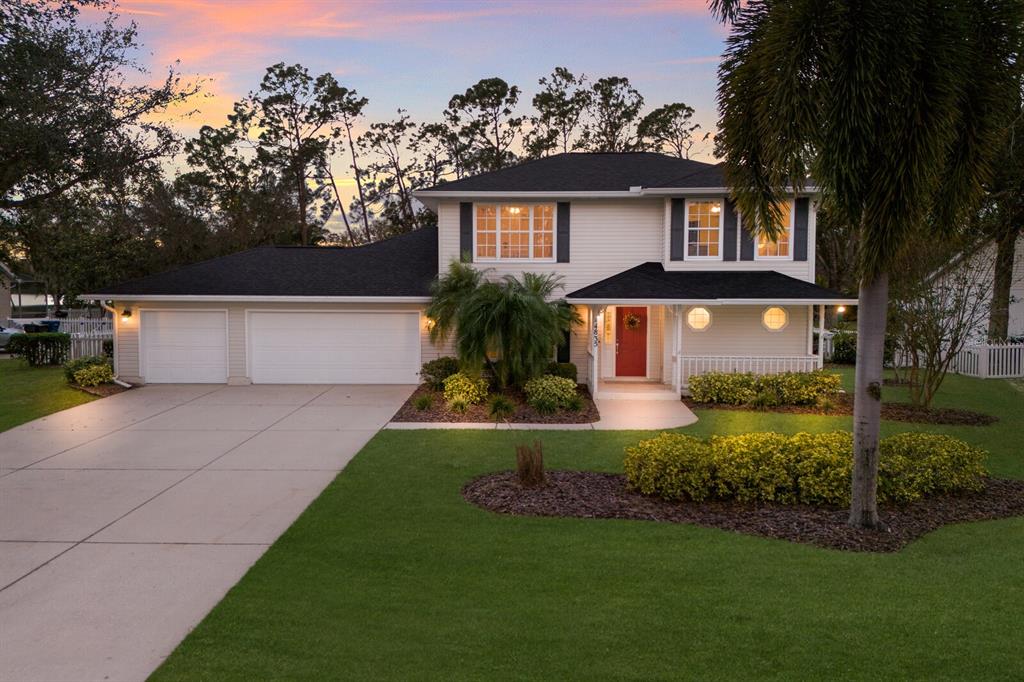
[0,383,413,682]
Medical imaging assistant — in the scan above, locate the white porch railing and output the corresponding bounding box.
[949,342,1024,379]
[680,355,822,387]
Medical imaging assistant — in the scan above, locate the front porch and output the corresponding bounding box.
[579,303,833,400]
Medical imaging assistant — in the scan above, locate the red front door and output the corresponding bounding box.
[615,306,647,377]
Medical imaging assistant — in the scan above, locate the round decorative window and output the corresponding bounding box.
[762,306,788,331]
[686,306,712,331]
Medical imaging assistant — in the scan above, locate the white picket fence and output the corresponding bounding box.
[58,318,113,336]
[680,355,822,387]
[69,335,111,360]
[949,342,1024,379]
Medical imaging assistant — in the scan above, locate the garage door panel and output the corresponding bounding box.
[141,311,228,384]
[249,311,419,384]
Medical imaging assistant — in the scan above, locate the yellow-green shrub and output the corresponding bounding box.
[523,375,578,412]
[442,372,489,405]
[623,430,985,506]
[73,363,114,387]
[623,433,715,501]
[689,370,841,406]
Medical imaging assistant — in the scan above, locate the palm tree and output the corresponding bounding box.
[711,0,1023,527]
[427,262,579,389]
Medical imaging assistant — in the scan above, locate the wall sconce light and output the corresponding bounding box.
[424,317,435,332]
[120,308,133,323]
[837,305,846,314]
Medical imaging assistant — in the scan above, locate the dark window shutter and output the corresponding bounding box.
[740,218,755,260]
[459,202,473,262]
[556,202,570,263]
[794,197,809,261]
[670,198,686,260]
[556,329,571,363]
[722,199,738,261]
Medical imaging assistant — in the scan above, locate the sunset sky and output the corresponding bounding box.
[110,0,727,203]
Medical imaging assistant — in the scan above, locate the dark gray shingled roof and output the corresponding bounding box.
[417,152,725,193]
[566,262,852,301]
[88,226,438,297]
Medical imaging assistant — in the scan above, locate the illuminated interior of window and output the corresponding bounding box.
[762,306,788,330]
[476,204,555,260]
[686,200,722,258]
[757,201,792,258]
[687,306,712,331]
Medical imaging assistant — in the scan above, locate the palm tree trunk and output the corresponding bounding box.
[849,271,889,529]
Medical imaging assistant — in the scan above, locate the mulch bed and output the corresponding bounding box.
[70,383,131,397]
[392,385,600,424]
[464,471,1024,552]
[682,394,997,426]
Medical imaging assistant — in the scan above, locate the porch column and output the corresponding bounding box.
[817,304,825,368]
[806,305,814,356]
[672,304,683,394]
[588,305,601,400]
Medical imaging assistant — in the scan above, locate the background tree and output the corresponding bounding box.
[712,0,1023,528]
[0,0,197,210]
[524,67,591,158]
[444,78,523,174]
[579,76,644,152]
[637,102,703,158]
[360,110,424,237]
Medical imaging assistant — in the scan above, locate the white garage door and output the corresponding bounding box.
[248,311,421,384]
[141,310,228,383]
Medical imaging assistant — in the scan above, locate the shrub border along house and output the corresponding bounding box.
[688,370,842,407]
[624,431,987,506]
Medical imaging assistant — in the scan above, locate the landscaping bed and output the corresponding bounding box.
[682,393,997,426]
[69,382,131,398]
[392,385,600,424]
[463,470,1024,552]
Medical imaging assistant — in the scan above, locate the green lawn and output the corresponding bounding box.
[0,359,95,432]
[153,371,1024,681]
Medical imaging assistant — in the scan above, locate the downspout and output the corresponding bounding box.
[96,300,132,388]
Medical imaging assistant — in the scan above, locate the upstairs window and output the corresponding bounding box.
[756,200,793,258]
[686,200,722,258]
[475,204,555,261]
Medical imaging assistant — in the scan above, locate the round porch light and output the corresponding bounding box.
[762,306,788,331]
[837,305,847,314]
[686,306,711,331]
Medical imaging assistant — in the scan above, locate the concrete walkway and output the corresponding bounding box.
[386,397,698,430]
[0,383,413,682]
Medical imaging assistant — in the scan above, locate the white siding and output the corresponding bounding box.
[680,305,809,356]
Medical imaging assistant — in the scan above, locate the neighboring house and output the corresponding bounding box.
[949,236,1024,341]
[83,153,854,396]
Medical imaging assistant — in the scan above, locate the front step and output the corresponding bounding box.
[598,386,680,401]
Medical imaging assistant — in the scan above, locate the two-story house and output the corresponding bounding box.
[85,153,855,398]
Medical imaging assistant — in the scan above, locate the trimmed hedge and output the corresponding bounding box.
[624,431,986,506]
[689,370,841,406]
[442,372,489,405]
[421,357,460,390]
[63,355,110,383]
[74,364,115,387]
[7,332,71,366]
[524,375,578,413]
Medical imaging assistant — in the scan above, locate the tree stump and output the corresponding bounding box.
[515,440,545,487]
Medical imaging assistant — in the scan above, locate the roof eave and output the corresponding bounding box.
[78,294,432,303]
[565,297,858,305]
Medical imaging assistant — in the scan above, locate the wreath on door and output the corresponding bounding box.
[623,313,641,331]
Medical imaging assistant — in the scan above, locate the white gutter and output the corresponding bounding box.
[79,295,432,303]
[566,297,858,306]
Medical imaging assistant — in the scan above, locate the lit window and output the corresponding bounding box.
[757,201,792,258]
[686,200,722,258]
[762,306,788,331]
[475,204,556,261]
[687,306,712,331]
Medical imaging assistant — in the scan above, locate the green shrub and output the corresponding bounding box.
[689,370,841,406]
[442,372,489,405]
[624,433,716,502]
[488,394,516,421]
[524,375,578,412]
[878,433,987,502]
[413,393,434,411]
[545,362,578,384]
[421,357,460,390]
[7,332,71,366]
[63,355,110,383]
[447,397,469,413]
[565,394,585,413]
[624,431,985,506]
[102,339,114,358]
[830,331,858,364]
[73,363,114,387]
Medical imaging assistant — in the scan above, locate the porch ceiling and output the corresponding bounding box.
[566,262,857,305]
